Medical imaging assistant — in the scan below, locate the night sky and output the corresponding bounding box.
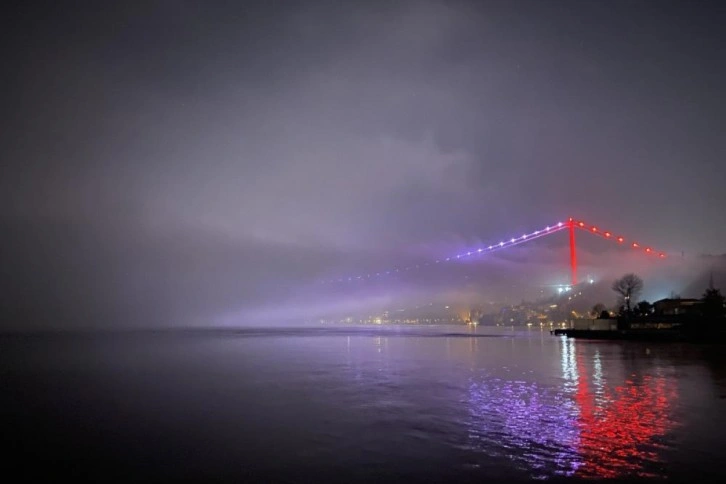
[2,1,725,328]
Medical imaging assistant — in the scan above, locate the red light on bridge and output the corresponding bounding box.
[330,218,668,285]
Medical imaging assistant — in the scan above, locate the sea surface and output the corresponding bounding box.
[2,325,726,481]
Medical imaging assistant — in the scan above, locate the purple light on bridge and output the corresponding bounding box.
[319,217,665,284]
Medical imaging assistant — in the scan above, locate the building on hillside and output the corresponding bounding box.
[653,298,702,316]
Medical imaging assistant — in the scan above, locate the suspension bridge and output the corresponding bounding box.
[324,217,667,286]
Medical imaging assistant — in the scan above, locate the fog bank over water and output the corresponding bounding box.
[1,1,725,330]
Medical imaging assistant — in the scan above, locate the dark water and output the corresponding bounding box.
[2,326,726,481]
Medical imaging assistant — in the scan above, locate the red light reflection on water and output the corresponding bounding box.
[467,340,679,479]
[572,346,678,479]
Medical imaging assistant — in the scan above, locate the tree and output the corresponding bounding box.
[702,283,725,320]
[591,303,606,318]
[634,300,653,317]
[612,273,644,314]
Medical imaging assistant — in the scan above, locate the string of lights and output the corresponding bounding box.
[320,221,568,284]
[570,219,666,258]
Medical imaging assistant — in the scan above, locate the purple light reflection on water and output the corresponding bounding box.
[467,376,582,478]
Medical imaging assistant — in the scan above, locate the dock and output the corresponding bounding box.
[551,328,683,341]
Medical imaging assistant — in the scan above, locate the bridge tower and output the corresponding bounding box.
[569,218,577,286]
